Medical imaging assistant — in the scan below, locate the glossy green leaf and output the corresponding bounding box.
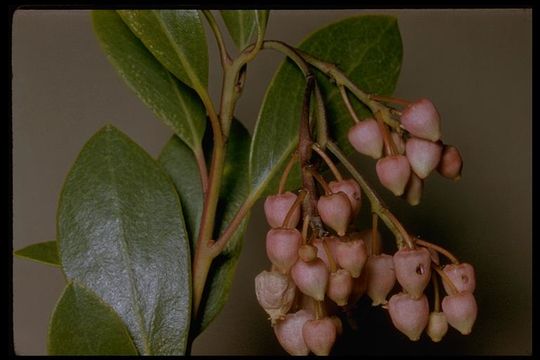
[158,134,203,254]
[57,125,191,355]
[250,15,403,198]
[159,119,251,336]
[48,282,138,355]
[14,241,60,267]
[117,10,209,91]
[220,10,269,50]
[92,10,206,152]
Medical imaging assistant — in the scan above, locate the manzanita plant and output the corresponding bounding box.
[14,9,476,355]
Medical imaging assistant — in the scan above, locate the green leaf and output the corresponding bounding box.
[57,125,191,355]
[158,134,203,253]
[117,10,209,92]
[48,282,138,355]
[14,241,60,267]
[250,15,403,198]
[220,10,269,50]
[92,10,206,153]
[159,119,251,336]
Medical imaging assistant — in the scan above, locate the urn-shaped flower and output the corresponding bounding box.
[291,258,329,301]
[274,309,314,355]
[266,228,302,273]
[393,247,432,299]
[366,254,396,305]
[376,155,411,196]
[302,317,337,355]
[264,192,301,228]
[388,292,430,341]
[255,270,296,324]
[317,192,352,236]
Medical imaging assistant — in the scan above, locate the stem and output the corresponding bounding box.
[322,238,338,273]
[415,239,460,265]
[310,170,331,195]
[194,148,209,194]
[339,85,361,124]
[295,48,401,132]
[313,82,328,148]
[433,265,459,296]
[201,10,232,67]
[311,144,343,181]
[278,152,299,194]
[283,190,307,229]
[301,214,311,244]
[432,271,441,312]
[369,94,412,107]
[371,213,381,256]
[326,141,414,249]
[375,110,397,156]
[263,40,311,76]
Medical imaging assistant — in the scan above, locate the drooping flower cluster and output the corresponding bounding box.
[348,98,463,205]
[254,96,475,355]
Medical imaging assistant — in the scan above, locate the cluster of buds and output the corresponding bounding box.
[348,98,463,205]
[255,86,475,355]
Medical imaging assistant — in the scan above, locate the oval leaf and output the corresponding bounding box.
[159,119,251,336]
[48,282,138,355]
[14,241,60,267]
[92,10,206,153]
[249,15,403,198]
[117,10,209,91]
[57,125,191,355]
[158,134,203,253]
[221,10,269,51]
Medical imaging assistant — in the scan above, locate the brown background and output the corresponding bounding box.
[12,9,532,355]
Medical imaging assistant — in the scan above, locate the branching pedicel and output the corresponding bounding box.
[256,55,474,354]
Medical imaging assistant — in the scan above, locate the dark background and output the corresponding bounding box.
[12,9,532,355]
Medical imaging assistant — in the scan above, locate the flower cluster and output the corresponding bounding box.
[254,95,475,355]
[348,98,463,205]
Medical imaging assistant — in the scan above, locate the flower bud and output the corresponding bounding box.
[298,244,318,262]
[264,192,301,228]
[376,155,411,196]
[255,270,296,324]
[437,145,463,180]
[312,236,338,270]
[291,258,329,301]
[266,228,302,273]
[404,172,423,206]
[391,131,406,154]
[329,179,362,217]
[274,309,314,355]
[317,192,352,236]
[388,292,429,341]
[405,137,443,179]
[393,247,432,299]
[400,98,441,142]
[334,237,368,278]
[366,254,396,306]
[327,269,354,306]
[441,292,477,335]
[427,311,448,342]
[302,317,337,355]
[347,118,384,159]
[442,263,476,294]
